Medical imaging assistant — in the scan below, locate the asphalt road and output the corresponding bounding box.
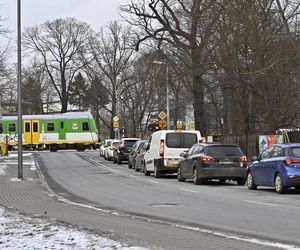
[35,150,300,249]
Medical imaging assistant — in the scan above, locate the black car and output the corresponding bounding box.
[177,143,247,185]
[128,140,147,169]
[133,141,148,172]
[113,138,141,164]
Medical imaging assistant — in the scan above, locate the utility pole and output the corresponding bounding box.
[166,64,170,130]
[17,0,23,179]
[153,61,170,130]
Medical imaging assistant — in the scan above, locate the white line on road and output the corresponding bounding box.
[88,158,121,174]
[148,180,159,184]
[180,188,198,193]
[244,200,280,207]
[175,225,300,250]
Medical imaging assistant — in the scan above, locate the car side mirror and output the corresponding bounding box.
[180,152,188,158]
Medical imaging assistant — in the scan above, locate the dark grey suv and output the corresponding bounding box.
[177,143,247,185]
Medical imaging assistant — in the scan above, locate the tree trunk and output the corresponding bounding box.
[192,74,207,137]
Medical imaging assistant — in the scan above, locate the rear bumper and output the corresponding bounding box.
[155,158,179,174]
[197,167,247,179]
[118,152,129,161]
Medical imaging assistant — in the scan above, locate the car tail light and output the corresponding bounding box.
[240,156,247,162]
[200,155,215,161]
[283,158,300,165]
[159,139,164,157]
[288,175,300,180]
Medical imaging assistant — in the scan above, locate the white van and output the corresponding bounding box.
[143,130,202,177]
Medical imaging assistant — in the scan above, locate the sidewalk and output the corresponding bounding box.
[0,153,150,249]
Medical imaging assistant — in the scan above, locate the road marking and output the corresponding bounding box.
[175,225,300,250]
[244,200,280,207]
[148,180,159,184]
[88,158,121,174]
[180,188,198,193]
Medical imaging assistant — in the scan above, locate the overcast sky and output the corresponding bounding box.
[1,0,129,34]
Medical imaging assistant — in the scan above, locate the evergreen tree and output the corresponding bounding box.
[69,72,88,110]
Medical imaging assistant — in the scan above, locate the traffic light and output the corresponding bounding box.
[148,123,160,132]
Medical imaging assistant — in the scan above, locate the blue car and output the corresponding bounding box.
[247,143,300,194]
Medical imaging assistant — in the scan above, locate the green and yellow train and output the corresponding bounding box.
[0,111,98,151]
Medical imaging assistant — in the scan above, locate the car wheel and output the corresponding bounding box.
[193,168,201,185]
[154,166,161,178]
[275,173,286,194]
[295,186,300,191]
[134,164,139,172]
[144,163,150,176]
[247,172,257,190]
[117,156,122,165]
[177,167,185,182]
[237,178,246,186]
[128,161,132,169]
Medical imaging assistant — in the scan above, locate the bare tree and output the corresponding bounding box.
[88,21,135,138]
[122,0,224,136]
[23,18,94,113]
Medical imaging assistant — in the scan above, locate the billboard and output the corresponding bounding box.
[259,134,283,154]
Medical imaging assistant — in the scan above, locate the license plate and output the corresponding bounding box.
[219,161,234,165]
[167,160,179,166]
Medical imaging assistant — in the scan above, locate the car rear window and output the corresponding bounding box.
[205,146,243,157]
[124,140,139,147]
[287,147,300,157]
[166,133,197,148]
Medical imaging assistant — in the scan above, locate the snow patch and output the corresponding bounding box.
[0,206,148,250]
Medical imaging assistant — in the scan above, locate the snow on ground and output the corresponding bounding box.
[0,206,148,250]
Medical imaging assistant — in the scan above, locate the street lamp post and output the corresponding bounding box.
[153,61,170,130]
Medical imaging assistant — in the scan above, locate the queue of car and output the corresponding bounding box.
[99,130,300,194]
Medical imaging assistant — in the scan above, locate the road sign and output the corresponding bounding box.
[158,111,167,120]
[113,121,119,128]
[159,119,166,129]
[113,116,119,122]
[176,121,183,130]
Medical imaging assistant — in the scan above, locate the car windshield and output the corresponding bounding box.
[205,146,243,157]
[124,140,139,147]
[287,147,300,157]
[166,133,197,148]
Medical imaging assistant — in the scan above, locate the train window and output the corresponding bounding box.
[33,122,38,132]
[25,122,30,132]
[0,123,3,133]
[82,122,89,131]
[47,123,55,131]
[60,122,64,129]
[8,123,16,132]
